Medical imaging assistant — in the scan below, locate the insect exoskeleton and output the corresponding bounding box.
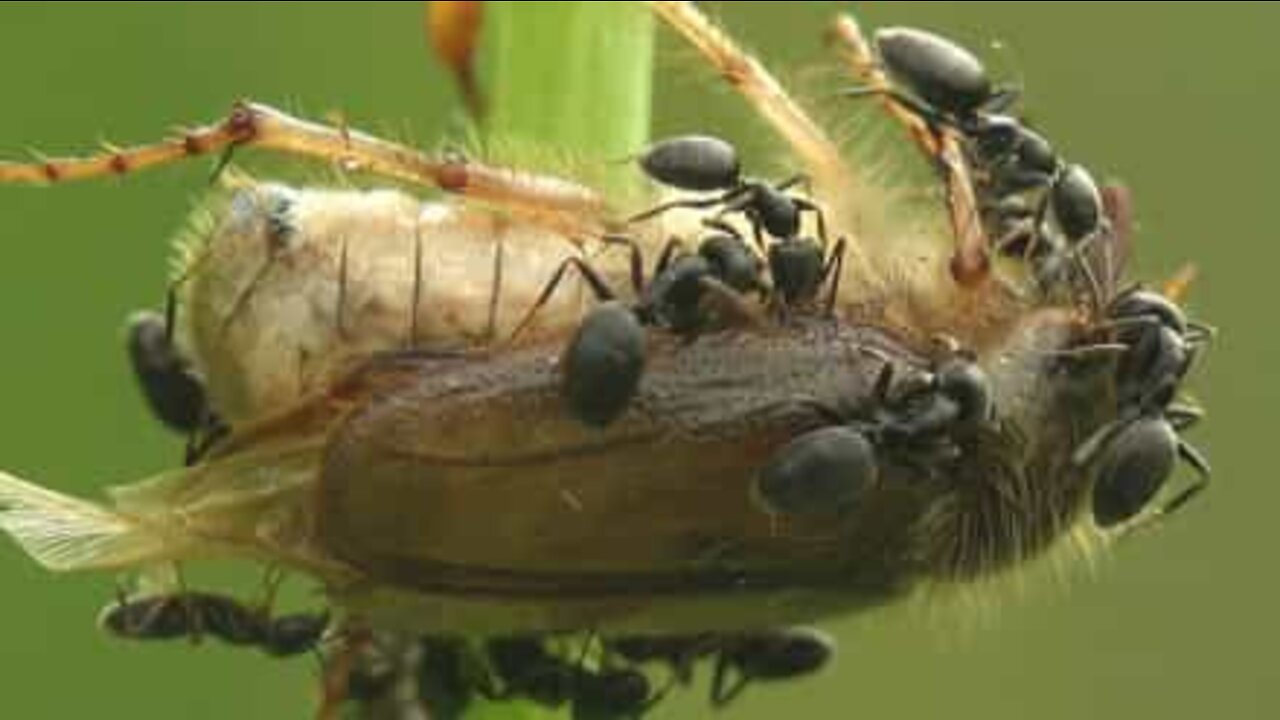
[631,134,842,313]
[0,293,1121,636]
[561,301,647,428]
[1070,285,1213,529]
[483,635,660,718]
[710,627,834,708]
[0,1,1214,687]
[125,310,208,434]
[99,590,329,658]
[754,426,878,517]
[173,175,635,425]
[836,20,1117,302]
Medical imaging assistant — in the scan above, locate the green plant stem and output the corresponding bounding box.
[355,4,657,720]
[487,0,654,194]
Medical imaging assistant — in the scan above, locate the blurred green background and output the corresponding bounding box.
[0,2,1269,718]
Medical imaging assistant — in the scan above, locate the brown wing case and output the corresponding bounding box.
[315,321,934,601]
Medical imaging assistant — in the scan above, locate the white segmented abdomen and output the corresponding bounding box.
[177,180,628,422]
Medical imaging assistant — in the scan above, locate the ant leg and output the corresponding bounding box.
[648,1,848,186]
[184,413,230,467]
[507,256,618,343]
[1157,440,1211,519]
[859,357,894,406]
[709,650,749,709]
[1166,405,1204,432]
[163,287,180,345]
[1089,314,1160,339]
[792,197,829,247]
[1092,184,1134,297]
[710,188,768,250]
[600,233,651,296]
[700,217,744,238]
[0,101,607,236]
[1034,343,1128,363]
[628,186,741,225]
[774,173,813,197]
[820,237,847,317]
[701,218,767,268]
[1071,417,1128,469]
[1062,231,1107,314]
[698,276,768,331]
[258,565,287,614]
[985,88,1022,114]
[1186,321,1217,345]
[994,223,1036,258]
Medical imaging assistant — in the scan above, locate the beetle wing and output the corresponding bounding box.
[316,324,931,600]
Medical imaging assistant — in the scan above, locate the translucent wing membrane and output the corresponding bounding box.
[0,471,180,572]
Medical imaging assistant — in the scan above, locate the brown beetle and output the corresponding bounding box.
[0,302,1118,636]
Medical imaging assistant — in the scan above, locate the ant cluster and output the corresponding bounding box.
[845,26,1110,297]
[333,628,832,719]
[842,25,1212,528]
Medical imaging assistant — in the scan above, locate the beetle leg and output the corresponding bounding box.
[829,15,941,157]
[648,1,849,186]
[0,101,608,237]
[316,623,378,720]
